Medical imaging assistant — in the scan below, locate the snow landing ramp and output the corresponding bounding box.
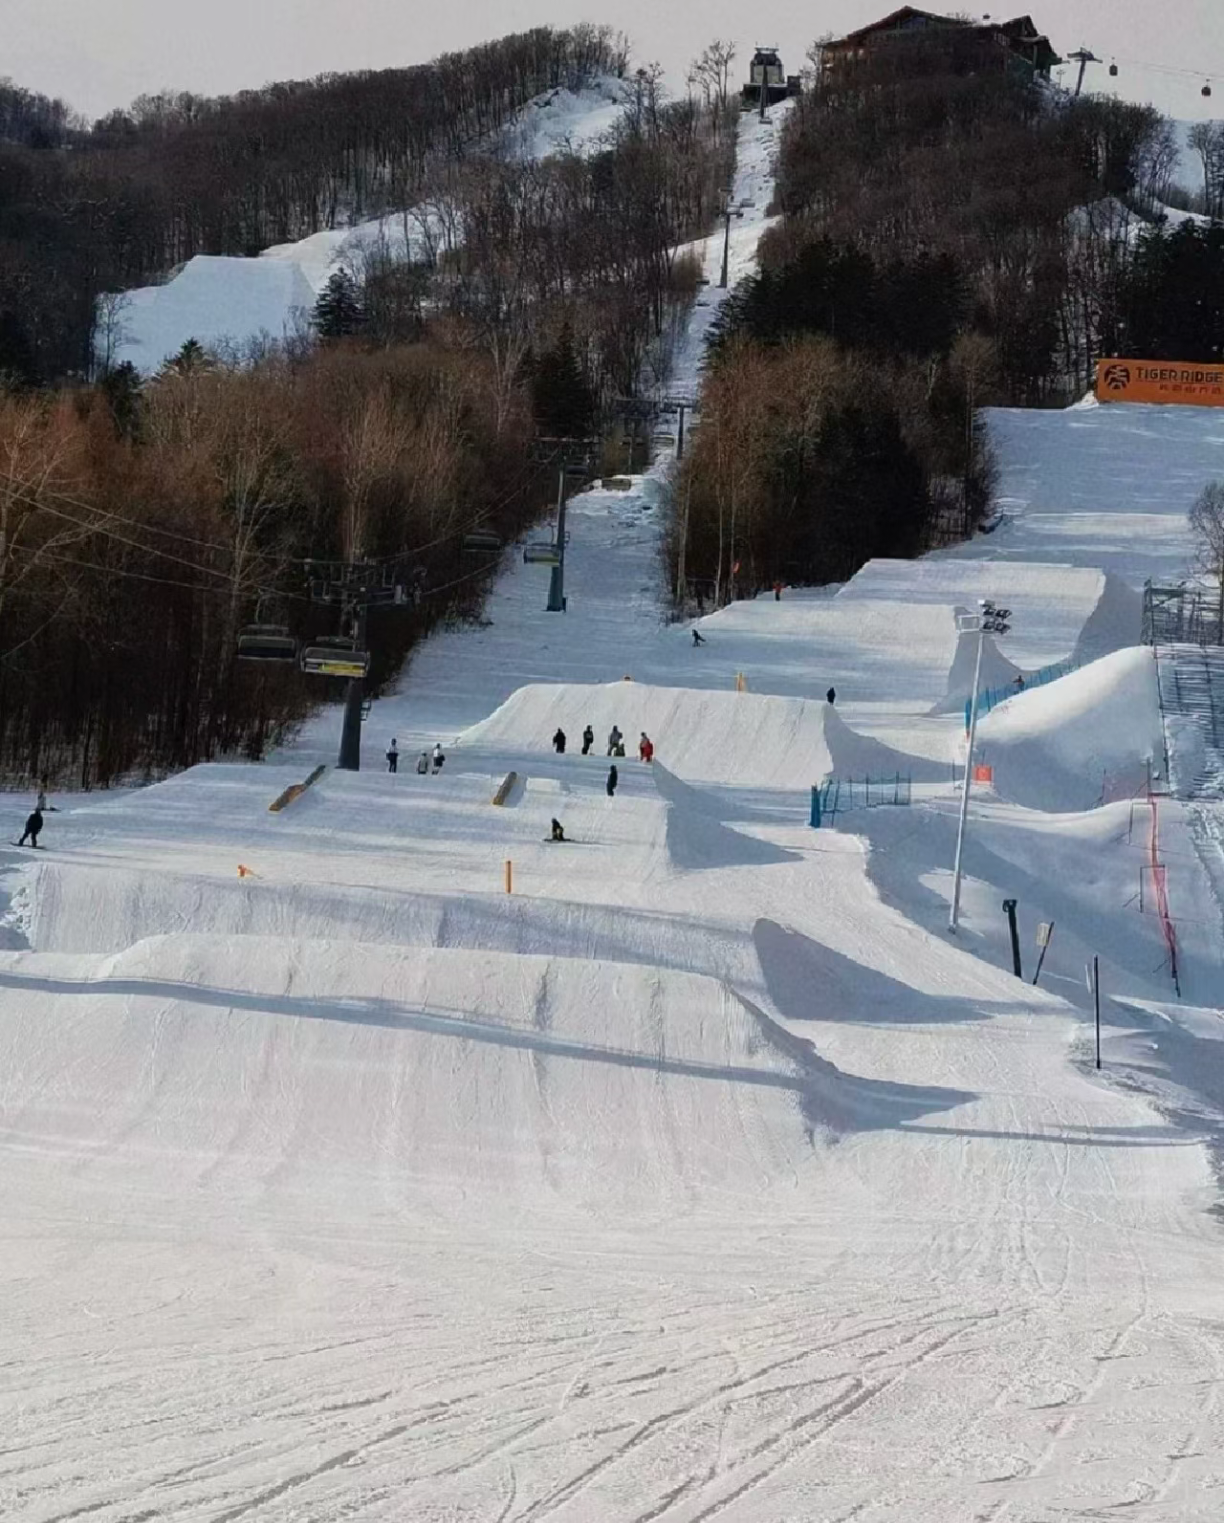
[976,647,1164,811]
[0,936,822,1211]
[462,680,939,788]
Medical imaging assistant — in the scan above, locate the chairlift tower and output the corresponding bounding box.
[304,558,415,771]
[529,437,598,613]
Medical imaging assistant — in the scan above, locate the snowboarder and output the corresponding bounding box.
[638,732,654,763]
[692,628,706,647]
[1013,674,1026,691]
[416,751,429,775]
[550,817,566,841]
[606,765,618,797]
[553,727,566,754]
[826,687,836,705]
[17,808,43,848]
[773,580,783,601]
[432,743,445,773]
[386,738,399,774]
[581,725,594,755]
[607,725,623,756]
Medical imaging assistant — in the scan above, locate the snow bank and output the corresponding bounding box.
[976,647,1163,810]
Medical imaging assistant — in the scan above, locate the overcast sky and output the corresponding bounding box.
[7,0,1223,125]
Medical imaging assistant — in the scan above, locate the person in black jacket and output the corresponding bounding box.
[553,728,566,753]
[606,765,618,797]
[826,687,836,705]
[17,809,43,847]
[581,725,594,755]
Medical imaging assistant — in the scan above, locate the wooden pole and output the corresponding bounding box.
[504,859,513,895]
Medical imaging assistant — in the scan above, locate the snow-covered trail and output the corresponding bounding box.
[3,753,1222,1520]
[6,98,1224,1523]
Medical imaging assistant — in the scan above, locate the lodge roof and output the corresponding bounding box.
[825,8,1060,71]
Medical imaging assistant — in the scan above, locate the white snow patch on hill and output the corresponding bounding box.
[102,75,632,374]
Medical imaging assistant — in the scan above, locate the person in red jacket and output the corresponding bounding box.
[638,732,654,763]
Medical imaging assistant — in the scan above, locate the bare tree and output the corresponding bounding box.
[1188,122,1224,219]
[1190,480,1224,638]
[689,41,737,131]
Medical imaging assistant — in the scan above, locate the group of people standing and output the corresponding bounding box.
[386,739,445,775]
[548,723,655,801]
[551,724,652,762]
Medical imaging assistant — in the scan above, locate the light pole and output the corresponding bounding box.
[949,598,1011,933]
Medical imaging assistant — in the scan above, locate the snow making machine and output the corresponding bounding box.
[741,48,801,110]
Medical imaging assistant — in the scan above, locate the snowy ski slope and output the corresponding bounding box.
[6,107,1224,1522]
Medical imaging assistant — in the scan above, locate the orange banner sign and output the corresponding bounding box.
[1096,358,1224,407]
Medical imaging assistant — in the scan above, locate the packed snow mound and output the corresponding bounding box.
[0,934,817,1210]
[112,256,316,372]
[976,647,1163,811]
[462,681,935,788]
[21,758,673,955]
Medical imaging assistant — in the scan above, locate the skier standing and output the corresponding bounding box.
[606,765,618,797]
[638,732,654,763]
[826,687,836,705]
[692,629,706,647]
[581,725,594,756]
[553,727,566,754]
[416,751,429,775]
[17,809,43,848]
[607,725,623,756]
[432,743,445,772]
[386,738,399,774]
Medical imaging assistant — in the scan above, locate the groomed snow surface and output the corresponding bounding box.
[7,111,1224,1521]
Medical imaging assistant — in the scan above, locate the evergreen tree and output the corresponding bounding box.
[313,269,365,340]
[162,337,210,376]
[530,323,596,438]
[1117,223,1224,364]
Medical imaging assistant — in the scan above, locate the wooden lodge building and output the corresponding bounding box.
[821,8,1061,81]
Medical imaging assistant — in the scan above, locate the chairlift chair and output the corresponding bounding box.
[314,633,356,651]
[236,624,298,662]
[300,644,371,679]
[463,530,502,554]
